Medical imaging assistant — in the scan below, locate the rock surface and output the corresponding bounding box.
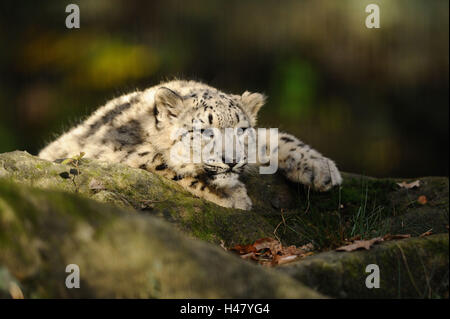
[0,151,448,298]
[1,151,448,246]
[0,180,322,298]
[279,234,449,298]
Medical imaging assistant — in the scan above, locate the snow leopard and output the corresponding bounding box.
[39,80,342,210]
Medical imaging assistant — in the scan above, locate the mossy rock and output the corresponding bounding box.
[0,151,448,249]
[0,180,323,298]
[0,151,448,299]
[0,151,276,246]
[278,234,449,298]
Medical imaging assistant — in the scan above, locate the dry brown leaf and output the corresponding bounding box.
[284,245,302,255]
[240,252,254,260]
[336,237,383,252]
[253,237,280,250]
[383,233,411,241]
[397,180,421,189]
[419,229,433,237]
[417,195,428,205]
[9,282,24,299]
[274,255,300,265]
[230,243,256,254]
[282,244,310,256]
[299,243,314,251]
[230,237,313,266]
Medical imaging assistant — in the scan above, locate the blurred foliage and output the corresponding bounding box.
[273,58,318,119]
[0,0,448,177]
[20,33,160,89]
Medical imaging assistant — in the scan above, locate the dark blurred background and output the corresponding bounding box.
[0,0,448,178]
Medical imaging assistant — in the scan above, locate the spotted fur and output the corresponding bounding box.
[39,80,342,210]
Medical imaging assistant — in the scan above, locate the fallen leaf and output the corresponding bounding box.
[417,195,427,205]
[253,237,280,251]
[397,180,420,189]
[9,282,24,299]
[336,237,383,252]
[383,233,411,241]
[230,243,256,254]
[274,255,299,265]
[419,229,433,237]
[283,244,311,256]
[230,238,313,266]
[299,243,314,251]
[240,252,254,260]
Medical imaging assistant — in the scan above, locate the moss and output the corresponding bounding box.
[279,234,449,298]
[271,173,448,248]
[0,151,448,249]
[0,151,448,298]
[0,179,323,298]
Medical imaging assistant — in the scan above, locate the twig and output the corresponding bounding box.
[304,186,311,214]
[396,244,422,297]
[273,209,287,242]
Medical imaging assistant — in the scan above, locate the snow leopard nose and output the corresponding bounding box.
[222,155,237,168]
[228,162,237,169]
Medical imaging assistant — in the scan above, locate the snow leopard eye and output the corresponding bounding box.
[201,128,214,137]
[236,127,249,136]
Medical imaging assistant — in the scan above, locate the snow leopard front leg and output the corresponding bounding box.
[275,132,342,190]
[207,173,252,210]
[146,156,251,210]
[239,91,342,192]
[162,170,252,210]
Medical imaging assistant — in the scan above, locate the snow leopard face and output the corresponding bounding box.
[153,86,266,179]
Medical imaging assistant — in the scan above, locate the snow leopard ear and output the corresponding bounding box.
[154,87,183,127]
[241,91,266,124]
